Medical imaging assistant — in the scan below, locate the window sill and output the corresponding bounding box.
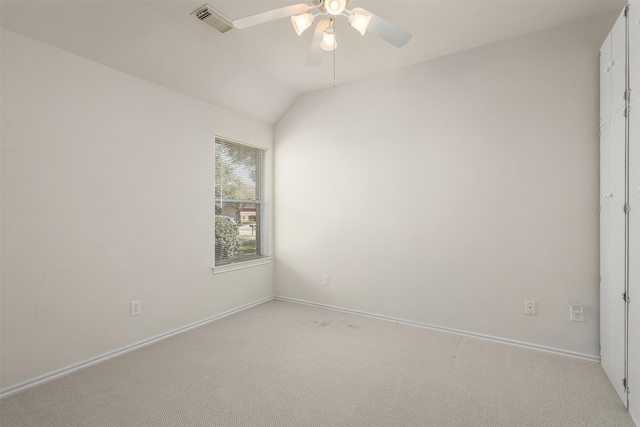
[213,257,272,274]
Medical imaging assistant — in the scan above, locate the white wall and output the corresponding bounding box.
[0,29,274,390]
[274,13,617,358]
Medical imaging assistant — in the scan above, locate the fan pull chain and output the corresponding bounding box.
[333,22,336,88]
[333,46,336,88]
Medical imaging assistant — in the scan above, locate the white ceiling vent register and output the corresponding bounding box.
[193,4,233,34]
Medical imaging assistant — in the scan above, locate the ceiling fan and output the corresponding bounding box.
[231,0,412,66]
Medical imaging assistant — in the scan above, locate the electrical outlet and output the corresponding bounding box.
[323,274,330,286]
[525,300,536,315]
[570,302,584,322]
[130,300,142,316]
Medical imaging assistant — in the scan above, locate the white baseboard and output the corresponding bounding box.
[0,296,274,399]
[274,296,601,363]
[2,294,599,399]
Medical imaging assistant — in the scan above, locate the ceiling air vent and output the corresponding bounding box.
[193,4,233,34]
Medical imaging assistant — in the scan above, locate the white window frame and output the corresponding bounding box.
[213,136,270,272]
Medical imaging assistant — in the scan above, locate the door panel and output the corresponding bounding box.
[600,119,611,388]
[628,89,639,424]
[612,10,627,115]
[630,3,639,103]
[601,32,612,126]
[611,12,627,115]
[601,110,627,405]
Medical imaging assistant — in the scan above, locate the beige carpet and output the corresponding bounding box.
[0,299,635,427]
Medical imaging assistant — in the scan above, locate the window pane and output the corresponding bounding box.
[215,140,261,201]
[215,138,264,266]
[215,202,261,263]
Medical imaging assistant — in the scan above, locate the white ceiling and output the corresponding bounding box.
[1,0,625,124]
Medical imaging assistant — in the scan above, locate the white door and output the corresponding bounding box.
[612,10,627,116]
[601,32,612,126]
[601,109,628,406]
[628,5,639,420]
[629,86,640,426]
[629,3,639,106]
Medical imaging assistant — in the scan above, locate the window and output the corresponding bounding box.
[215,137,265,266]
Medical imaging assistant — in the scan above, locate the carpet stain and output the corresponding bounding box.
[451,337,463,362]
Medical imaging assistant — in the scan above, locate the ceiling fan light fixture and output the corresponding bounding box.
[231,2,413,67]
[291,12,314,36]
[325,0,346,16]
[320,28,337,51]
[349,10,371,36]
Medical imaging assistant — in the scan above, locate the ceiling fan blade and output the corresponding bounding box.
[233,4,309,30]
[354,8,412,48]
[306,20,330,66]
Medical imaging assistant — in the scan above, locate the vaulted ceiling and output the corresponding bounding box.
[1,1,625,124]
